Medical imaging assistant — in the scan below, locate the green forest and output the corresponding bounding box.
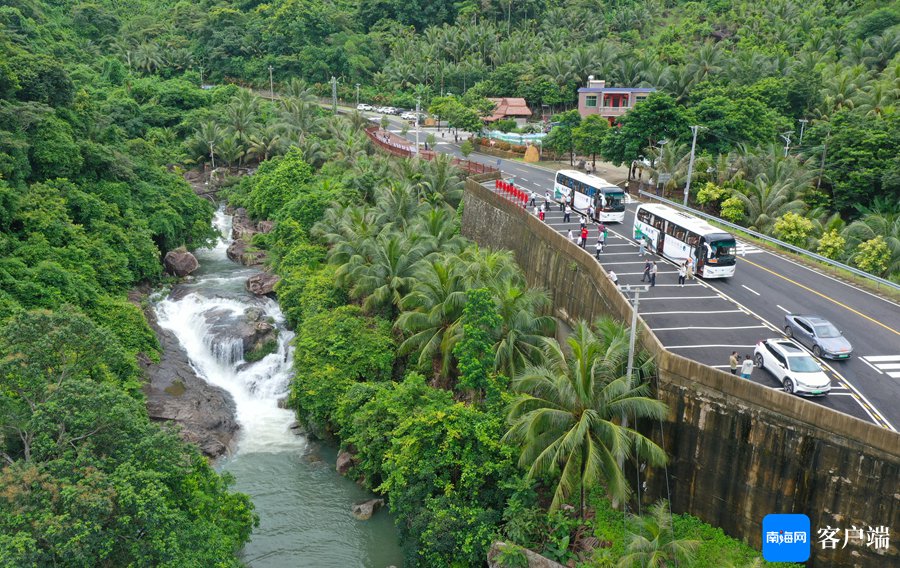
[81,0,898,280]
[0,0,896,566]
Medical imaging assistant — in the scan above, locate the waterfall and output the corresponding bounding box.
[154,209,302,454]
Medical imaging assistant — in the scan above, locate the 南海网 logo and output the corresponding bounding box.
[763,514,811,562]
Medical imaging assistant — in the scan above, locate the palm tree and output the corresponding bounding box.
[225,93,258,147]
[315,204,379,266]
[733,173,807,232]
[456,246,524,289]
[418,154,465,207]
[617,500,700,568]
[283,78,317,103]
[842,202,900,276]
[342,232,427,315]
[395,256,468,380]
[185,120,223,168]
[492,281,556,379]
[214,134,244,168]
[504,320,667,517]
[134,42,162,74]
[687,42,725,82]
[373,182,425,231]
[245,125,282,163]
[410,207,467,255]
[854,82,896,117]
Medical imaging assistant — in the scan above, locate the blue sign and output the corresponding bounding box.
[763,514,811,562]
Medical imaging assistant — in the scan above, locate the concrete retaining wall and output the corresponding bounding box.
[461,179,899,568]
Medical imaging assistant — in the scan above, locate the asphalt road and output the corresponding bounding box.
[375,114,900,430]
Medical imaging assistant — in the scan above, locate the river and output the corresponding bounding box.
[154,209,404,567]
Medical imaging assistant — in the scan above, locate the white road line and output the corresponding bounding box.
[878,364,900,370]
[638,296,722,300]
[861,355,900,362]
[741,285,761,296]
[776,305,790,313]
[644,284,703,287]
[667,344,758,349]
[653,325,768,331]
[857,357,887,375]
[520,177,529,182]
[827,392,855,396]
[641,310,744,315]
[615,272,677,276]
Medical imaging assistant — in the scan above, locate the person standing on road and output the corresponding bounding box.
[595,238,603,259]
[580,226,588,248]
[544,191,551,209]
[678,261,687,287]
[580,215,587,229]
[729,352,739,375]
[641,259,651,282]
[530,192,536,207]
[639,238,646,256]
[649,261,658,287]
[567,229,575,243]
[533,205,539,217]
[686,257,694,280]
[563,204,571,223]
[539,209,545,222]
[560,198,565,212]
[740,355,754,379]
[608,270,618,286]
[587,204,594,220]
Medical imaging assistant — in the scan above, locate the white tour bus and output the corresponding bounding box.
[633,203,737,278]
[553,170,626,223]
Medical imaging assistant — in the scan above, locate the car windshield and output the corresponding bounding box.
[788,356,821,373]
[602,191,625,210]
[710,239,736,258]
[814,324,840,338]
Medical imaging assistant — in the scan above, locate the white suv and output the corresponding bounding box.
[754,339,831,396]
[357,103,372,111]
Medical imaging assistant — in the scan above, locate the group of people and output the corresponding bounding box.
[730,351,755,379]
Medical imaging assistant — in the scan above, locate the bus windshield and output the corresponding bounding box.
[601,190,625,211]
[710,239,736,259]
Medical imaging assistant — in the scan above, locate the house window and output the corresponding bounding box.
[585,95,597,108]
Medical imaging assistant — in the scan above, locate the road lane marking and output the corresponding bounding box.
[641,310,744,315]
[861,355,900,362]
[740,256,900,337]
[859,358,884,375]
[638,296,722,300]
[776,305,789,313]
[653,325,768,331]
[741,285,761,296]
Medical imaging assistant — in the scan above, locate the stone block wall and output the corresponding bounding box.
[461,179,899,568]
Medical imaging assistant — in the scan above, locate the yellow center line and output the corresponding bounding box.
[739,257,900,337]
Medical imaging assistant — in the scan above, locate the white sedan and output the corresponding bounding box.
[357,103,372,111]
[754,339,831,396]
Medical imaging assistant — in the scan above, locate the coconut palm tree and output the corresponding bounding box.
[854,82,896,117]
[133,41,163,74]
[418,154,465,207]
[617,500,700,568]
[864,31,900,71]
[342,232,427,315]
[245,125,282,163]
[395,256,468,380]
[410,207,467,255]
[842,202,900,276]
[373,182,425,231]
[315,204,379,267]
[457,246,524,289]
[504,320,667,517]
[492,281,556,379]
[733,173,808,232]
[214,134,244,168]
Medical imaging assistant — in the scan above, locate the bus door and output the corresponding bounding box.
[696,237,706,274]
[656,223,666,255]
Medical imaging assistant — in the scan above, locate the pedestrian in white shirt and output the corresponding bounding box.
[740,355,754,379]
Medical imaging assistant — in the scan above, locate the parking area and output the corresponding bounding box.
[488,184,876,424]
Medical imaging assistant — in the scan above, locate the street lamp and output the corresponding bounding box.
[415,97,421,156]
[617,283,649,475]
[355,83,360,107]
[798,118,809,145]
[780,132,792,157]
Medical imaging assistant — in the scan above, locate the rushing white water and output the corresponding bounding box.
[153,209,404,567]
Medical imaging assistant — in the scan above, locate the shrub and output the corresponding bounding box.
[774,212,814,247]
[720,196,745,223]
[817,229,846,260]
[496,141,511,151]
[853,236,890,276]
[510,144,526,153]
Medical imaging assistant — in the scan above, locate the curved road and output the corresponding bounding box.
[375,113,900,430]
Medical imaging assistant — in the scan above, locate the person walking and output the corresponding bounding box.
[641,259,652,282]
[639,238,646,256]
[559,198,565,212]
[563,204,571,223]
[649,261,658,287]
[544,191,551,209]
[686,257,694,280]
[530,192,536,207]
[538,209,545,222]
[567,229,575,243]
[608,270,618,286]
[599,226,606,247]
[580,226,588,248]
[678,261,687,287]
[740,355,754,379]
[587,204,594,220]
[533,205,539,217]
[729,351,739,375]
[594,238,603,259]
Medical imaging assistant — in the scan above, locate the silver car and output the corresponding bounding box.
[783,314,852,360]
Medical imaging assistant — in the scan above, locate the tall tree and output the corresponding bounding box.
[573,114,610,167]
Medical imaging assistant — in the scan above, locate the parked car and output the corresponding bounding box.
[357,103,372,111]
[754,339,832,396]
[783,314,852,360]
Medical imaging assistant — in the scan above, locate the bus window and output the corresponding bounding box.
[637,209,651,224]
[666,223,677,236]
[674,228,686,241]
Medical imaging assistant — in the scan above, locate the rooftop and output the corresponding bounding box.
[577,87,656,93]
[485,97,532,121]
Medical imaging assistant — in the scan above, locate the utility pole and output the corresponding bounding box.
[415,97,421,156]
[507,0,512,36]
[816,131,830,191]
[199,66,204,86]
[209,142,215,172]
[355,83,360,107]
[683,125,700,207]
[798,118,808,145]
[330,76,337,114]
[780,132,792,157]
[268,65,274,100]
[617,283,649,482]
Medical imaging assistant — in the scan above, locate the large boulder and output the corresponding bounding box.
[202,307,278,364]
[226,239,266,266]
[351,498,384,521]
[336,450,357,475]
[141,309,238,458]
[247,272,280,296]
[231,207,258,241]
[163,250,199,277]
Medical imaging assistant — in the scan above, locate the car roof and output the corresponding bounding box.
[767,339,810,356]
